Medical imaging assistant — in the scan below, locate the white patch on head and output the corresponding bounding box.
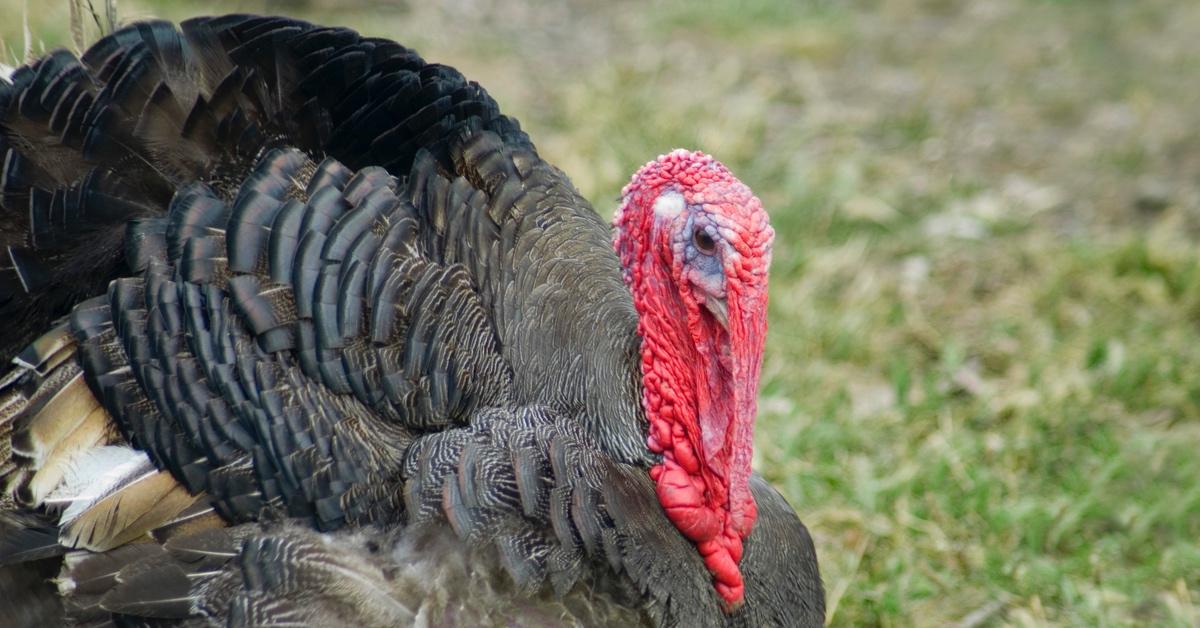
[653,190,686,220]
[0,63,14,83]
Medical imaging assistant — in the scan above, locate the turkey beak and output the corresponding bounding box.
[704,296,729,329]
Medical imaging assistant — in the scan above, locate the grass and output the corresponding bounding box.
[4,0,1200,625]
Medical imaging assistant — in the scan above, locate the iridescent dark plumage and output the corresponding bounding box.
[0,15,823,626]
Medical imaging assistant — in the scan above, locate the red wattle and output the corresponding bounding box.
[716,582,745,611]
[653,462,721,541]
[732,489,758,537]
[652,459,749,608]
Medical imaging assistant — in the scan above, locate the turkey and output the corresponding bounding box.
[0,14,823,627]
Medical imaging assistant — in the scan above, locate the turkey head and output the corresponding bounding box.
[613,149,773,609]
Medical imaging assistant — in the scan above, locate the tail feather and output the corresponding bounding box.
[22,405,111,506]
[1,328,119,509]
[59,463,199,553]
[59,543,165,623]
[0,540,63,626]
[0,327,207,560]
[0,22,269,364]
[12,320,74,372]
[0,497,63,553]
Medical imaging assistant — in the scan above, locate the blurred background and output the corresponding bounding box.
[4,0,1199,625]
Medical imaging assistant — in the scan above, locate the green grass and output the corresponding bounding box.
[5,0,1200,625]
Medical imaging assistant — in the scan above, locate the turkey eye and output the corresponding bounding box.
[693,228,716,254]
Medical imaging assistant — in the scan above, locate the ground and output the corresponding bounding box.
[3,0,1199,625]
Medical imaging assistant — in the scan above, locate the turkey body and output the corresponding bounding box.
[0,15,823,627]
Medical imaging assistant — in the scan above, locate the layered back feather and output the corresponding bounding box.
[0,15,823,627]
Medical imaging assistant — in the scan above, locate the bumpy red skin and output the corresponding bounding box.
[613,149,773,610]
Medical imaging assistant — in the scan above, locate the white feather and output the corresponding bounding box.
[45,445,156,524]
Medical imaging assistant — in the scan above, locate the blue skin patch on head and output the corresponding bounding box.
[682,210,727,299]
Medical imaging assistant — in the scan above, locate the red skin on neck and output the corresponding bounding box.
[614,150,771,610]
[640,293,754,605]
